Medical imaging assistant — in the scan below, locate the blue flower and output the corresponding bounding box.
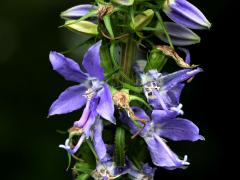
[91,146,156,179]
[127,163,156,180]
[49,41,115,157]
[141,67,202,111]
[163,0,211,29]
[121,107,204,170]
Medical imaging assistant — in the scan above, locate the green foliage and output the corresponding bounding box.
[126,134,148,169]
[78,142,96,167]
[112,0,134,6]
[74,162,94,174]
[145,48,168,72]
[130,9,154,31]
[76,174,90,180]
[114,127,126,166]
[100,42,114,75]
[65,20,98,35]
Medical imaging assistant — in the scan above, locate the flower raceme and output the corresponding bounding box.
[48,0,210,179]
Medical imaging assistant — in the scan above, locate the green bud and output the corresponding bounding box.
[145,48,168,72]
[112,0,134,6]
[65,20,98,35]
[130,9,154,31]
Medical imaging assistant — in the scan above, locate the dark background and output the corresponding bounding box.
[0,0,236,179]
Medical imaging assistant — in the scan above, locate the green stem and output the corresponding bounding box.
[155,12,174,49]
[119,81,143,93]
[86,139,98,161]
[121,35,136,78]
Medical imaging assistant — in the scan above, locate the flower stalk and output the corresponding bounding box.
[48,0,211,179]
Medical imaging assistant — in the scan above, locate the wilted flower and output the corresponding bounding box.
[163,0,211,29]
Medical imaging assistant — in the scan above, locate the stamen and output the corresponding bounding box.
[83,88,95,100]
[144,81,160,99]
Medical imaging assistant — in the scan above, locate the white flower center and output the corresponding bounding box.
[83,88,95,100]
[144,81,160,99]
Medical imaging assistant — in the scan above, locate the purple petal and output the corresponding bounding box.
[82,41,104,80]
[159,118,204,141]
[61,4,97,20]
[144,134,189,170]
[132,107,150,121]
[59,135,86,155]
[153,90,169,110]
[156,22,200,46]
[167,83,185,106]
[96,85,115,124]
[143,164,156,177]
[82,103,97,137]
[159,67,203,91]
[151,109,178,124]
[49,51,87,83]
[178,48,191,64]
[154,85,185,110]
[49,85,87,116]
[74,100,91,128]
[93,118,107,161]
[163,0,211,29]
[120,111,139,135]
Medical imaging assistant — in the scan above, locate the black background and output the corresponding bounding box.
[0,0,236,179]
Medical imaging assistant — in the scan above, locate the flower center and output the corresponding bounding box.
[92,165,118,180]
[144,81,160,99]
[83,88,95,100]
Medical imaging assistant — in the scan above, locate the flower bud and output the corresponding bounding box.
[155,22,200,46]
[130,9,154,31]
[163,0,211,29]
[112,0,134,6]
[65,20,98,35]
[61,4,97,20]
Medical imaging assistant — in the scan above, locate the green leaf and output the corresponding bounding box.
[66,153,72,171]
[145,48,168,72]
[76,173,90,180]
[114,127,126,166]
[74,162,94,174]
[78,142,96,166]
[103,15,114,39]
[129,95,151,110]
[120,81,143,93]
[100,42,113,75]
[127,138,147,170]
[65,20,98,35]
[130,9,154,31]
[112,0,134,6]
